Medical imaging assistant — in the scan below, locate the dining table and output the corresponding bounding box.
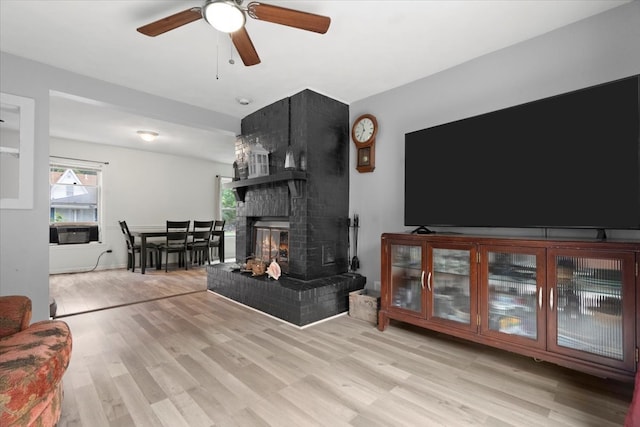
[131,229,225,274]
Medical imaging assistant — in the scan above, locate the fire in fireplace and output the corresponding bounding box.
[253,220,289,274]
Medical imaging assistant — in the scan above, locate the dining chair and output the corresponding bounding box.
[209,220,226,263]
[156,220,191,272]
[187,220,214,266]
[118,220,157,272]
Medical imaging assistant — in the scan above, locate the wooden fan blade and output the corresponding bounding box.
[247,2,330,34]
[137,7,202,37]
[230,27,261,66]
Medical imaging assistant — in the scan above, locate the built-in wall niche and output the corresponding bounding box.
[0,92,35,209]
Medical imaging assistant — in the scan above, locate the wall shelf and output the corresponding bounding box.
[224,170,308,202]
[1,92,35,209]
[0,146,20,157]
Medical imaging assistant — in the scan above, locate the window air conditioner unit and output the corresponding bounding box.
[50,224,99,245]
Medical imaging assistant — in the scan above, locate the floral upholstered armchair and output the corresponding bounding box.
[0,295,72,426]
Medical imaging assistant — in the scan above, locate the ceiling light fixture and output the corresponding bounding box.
[236,97,252,106]
[203,0,246,33]
[137,130,159,142]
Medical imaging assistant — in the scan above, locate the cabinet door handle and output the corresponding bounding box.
[421,271,425,289]
[538,287,543,309]
[549,288,554,311]
[427,271,432,291]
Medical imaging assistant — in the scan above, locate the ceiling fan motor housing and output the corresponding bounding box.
[203,0,247,33]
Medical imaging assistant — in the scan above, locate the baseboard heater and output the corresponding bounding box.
[50,224,99,245]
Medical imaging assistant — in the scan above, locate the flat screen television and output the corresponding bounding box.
[404,74,640,232]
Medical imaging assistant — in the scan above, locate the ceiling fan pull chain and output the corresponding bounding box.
[216,30,220,80]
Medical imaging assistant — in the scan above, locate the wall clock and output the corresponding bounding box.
[351,113,378,173]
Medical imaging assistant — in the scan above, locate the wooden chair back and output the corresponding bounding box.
[118,220,135,249]
[165,220,190,248]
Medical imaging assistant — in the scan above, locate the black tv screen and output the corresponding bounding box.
[404,75,640,230]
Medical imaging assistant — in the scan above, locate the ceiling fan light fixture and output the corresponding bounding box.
[137,130,159,142]
[203,0,246,33]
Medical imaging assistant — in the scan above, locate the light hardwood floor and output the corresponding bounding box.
[56,287,634,426]
[50,265,208,317]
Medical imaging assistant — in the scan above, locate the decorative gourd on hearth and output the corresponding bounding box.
[266,260,281,280]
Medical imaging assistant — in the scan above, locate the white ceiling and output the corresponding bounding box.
[0,0,631,164]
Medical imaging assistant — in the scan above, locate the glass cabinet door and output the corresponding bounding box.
[481,247,545,348]
[389,243,424,314]
[547,249,636,371]
[428,245,476,331]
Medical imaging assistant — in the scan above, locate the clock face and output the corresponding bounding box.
[353,117,375,143]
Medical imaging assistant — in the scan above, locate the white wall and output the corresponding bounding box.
[0,53,240,321]
[349,1,640,291]
[49,137,233,273]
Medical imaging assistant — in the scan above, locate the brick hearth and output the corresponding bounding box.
[207,264,365,326]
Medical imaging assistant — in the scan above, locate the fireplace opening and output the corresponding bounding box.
[253,220,289,274]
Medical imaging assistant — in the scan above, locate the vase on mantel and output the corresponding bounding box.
[299,151,307,171]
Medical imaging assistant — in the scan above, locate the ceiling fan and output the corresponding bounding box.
[137,0,331,67]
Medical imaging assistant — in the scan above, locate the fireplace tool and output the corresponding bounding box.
[347,216,351,266]
[350,214,360,271]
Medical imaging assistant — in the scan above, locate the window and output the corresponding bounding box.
[219,176,236,232]
[49,162,101,224]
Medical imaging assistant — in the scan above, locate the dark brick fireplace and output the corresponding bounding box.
[207,89,365,326]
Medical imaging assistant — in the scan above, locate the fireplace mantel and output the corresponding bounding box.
[225,171,308,202]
